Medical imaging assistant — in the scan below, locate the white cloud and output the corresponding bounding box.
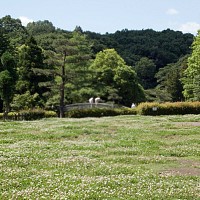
[166,8,179,15]
[19,16,34,26]
[179,22,200,35]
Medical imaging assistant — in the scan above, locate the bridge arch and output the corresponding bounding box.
[63,103,115,112]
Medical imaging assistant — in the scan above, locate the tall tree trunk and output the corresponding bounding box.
[59,82,64,118]
[3,100,9,120]
[59,57,66,118]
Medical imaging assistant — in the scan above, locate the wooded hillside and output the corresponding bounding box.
[0,15,195,113]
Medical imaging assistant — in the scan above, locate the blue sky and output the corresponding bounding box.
[1,0,200,34]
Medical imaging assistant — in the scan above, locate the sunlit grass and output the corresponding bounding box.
[0,115,200,199]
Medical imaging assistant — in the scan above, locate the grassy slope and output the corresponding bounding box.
[0,115,200,199]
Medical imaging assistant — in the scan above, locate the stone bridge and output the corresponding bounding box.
[63,103,115,112]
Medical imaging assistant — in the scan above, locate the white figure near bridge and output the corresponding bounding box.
[95,97,102,104]
[89,97,102,104]
[88,97,104,108]
[89,97,94,104]
[131,103,136,108]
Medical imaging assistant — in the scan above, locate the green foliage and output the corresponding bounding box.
[156,56,188,102]
[0,15,195,111]
[0,31,9,58]
[87,29,193,99]
[114,65,146,105]
[17,37,46,93]
[182,31,200,101]
[65,107,136,118]
[11,91,43,111]
[0,108,136,120]
[18,109,44,120]
[44,110,57,118]
[64,31,93,103]
[0,111,17,120]
[90,49,145,106]
[144,88,172,102]
[0,110,57,120]
[137,102,200,115]
[0,15,28,46]
[1,51,17,79]
[0,70,13,89]
[16,36,50,109]
[86,29,193,69]
[0,52,17,112]
[26,20,56,35]
[43,31,92,117]
[134,57,156,89]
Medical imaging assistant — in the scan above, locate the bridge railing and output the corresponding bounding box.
[63,103,115,112]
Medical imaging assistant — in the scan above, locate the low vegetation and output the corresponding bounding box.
[0,110,57,120]
[1,101,200,120]
[137,101,200,115]
[0,115,199,199]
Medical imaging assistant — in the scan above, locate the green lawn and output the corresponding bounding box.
[0,115,200,199]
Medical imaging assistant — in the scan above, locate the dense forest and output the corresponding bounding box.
[0,15,199,115]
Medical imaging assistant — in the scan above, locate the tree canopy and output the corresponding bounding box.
[182,31,200,101]
[86,28,193,69]
[0,15,196,113]
[0,51,17,112]
[90,49,145,106]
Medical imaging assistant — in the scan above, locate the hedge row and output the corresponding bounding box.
[65,108,137,118]
[0,110,57,120]
[1,102,200,120]
[0,108,136,120]
[68,102,200,117]
[136,102,200,115]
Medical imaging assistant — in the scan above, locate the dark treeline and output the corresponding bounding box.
[86,29,193,90]
[86,29,193,67]
[0,15,195,115]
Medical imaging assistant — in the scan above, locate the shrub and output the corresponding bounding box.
[0,112,19,120]
[19,109,57,120]
[136,102,200,115]
[0,113,3,120]
[0,110,57,121]
[44,111,58,118]
[118,107,137,115]
[65,108,137,118]
[19,109,46,120]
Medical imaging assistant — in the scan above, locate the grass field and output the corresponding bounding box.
[0,115,200,199]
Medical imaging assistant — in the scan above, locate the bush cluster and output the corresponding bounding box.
[65,108,137,118]
[0,108,137,120]
[1,102,200,120]
[0,110,57,120]
[136,102,200,115]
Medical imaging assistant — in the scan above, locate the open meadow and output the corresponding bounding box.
[0,115,200,199]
